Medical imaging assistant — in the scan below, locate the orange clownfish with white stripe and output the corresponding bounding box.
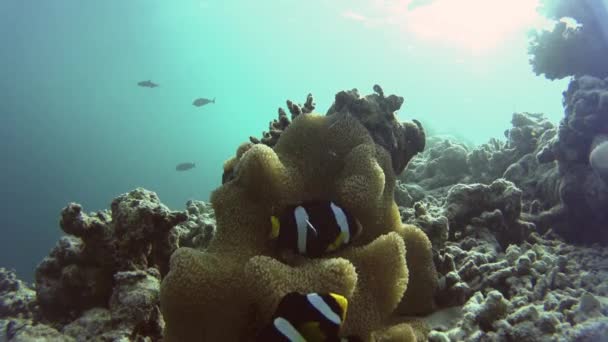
[269,201,363,257]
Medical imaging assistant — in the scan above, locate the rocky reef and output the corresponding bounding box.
[533,76,608,244]
[521,0,608,245]
[528,0,608,79]
[395,105,608,340]
[1,191,215,341]
[2,86,437,342]
[2,84,608,341]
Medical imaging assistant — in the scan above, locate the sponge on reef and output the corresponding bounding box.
[161,105,435,340]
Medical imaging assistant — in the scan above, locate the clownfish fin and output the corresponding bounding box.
[298,321,325,342]
[326,232,346,252]
[328,293,348,323]
[270,216,280,239]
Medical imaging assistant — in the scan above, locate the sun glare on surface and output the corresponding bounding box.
[340,0,548,55]
[403,0,544,53]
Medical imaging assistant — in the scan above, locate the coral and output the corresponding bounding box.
[399,113,558,216]
[400,202,449,251]
[394,182,428,208]
[173,200,216,249]
[161,110,435,341]
[249,94,316,147]
[466,138,512,183]
[0,192,217,341]
[534,76,608,243]
[467,112,555,187]
[402,137,469,190]
[0,268,36,319]
[326,85,426,174]
[61,269,164,341]
[429,230,608,341]
[35,188,187,321]
[444,179,534,247]
[0,319,71,341]
[528,0,608,79]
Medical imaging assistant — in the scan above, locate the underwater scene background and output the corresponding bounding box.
[1,0,607,341]
[0,0,568,279]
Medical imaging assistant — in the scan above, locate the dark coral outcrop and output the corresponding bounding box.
[326,85,426,174]
[534,76,608,244]
[528,0,608,80]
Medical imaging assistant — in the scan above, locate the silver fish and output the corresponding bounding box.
[192,97,216,107]
[138,80,159,88]
[176,162,195,171]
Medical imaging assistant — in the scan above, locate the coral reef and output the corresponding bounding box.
[534,76,608,243]
[528,0,608,79]
[0,189,217,341]
[161,101,436,341]
[444,179,535,248]
[3,83,608,342]
[429,231,608,341]
[0,268,36,319]
[402,137,469,190]
[35,188,187,321]
[400,112,558,206]
[249,94,316,147]
[326,85,426,174]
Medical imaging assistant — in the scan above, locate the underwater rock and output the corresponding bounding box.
[468,112,556,188]
[402,137,470,190]
[444,179,534,247]
[61,269,163,341]
[529,0,608,79]
[0,268,36,319]
[35,188,186,326]
[401,201,450,251]
[0,191,215,342]
[400,112,558,217]
[430,230,608,341]
[0,318,71,341]
[326,85,425,174]
[534,76,608,244]
[174,200,216,250]
[395,182,428,208]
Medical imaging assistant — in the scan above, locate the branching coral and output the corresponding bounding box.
[160,89,436,341]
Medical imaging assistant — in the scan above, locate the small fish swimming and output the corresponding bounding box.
[256,292,361,342]
[137,80,159,88]
[175,162,195,171]
[269,201,362,257]
[192,97,216,107]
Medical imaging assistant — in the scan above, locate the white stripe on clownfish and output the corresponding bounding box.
[273,317,307,342]
[306,293,341,325]
[294,206,310,254]
[330,202,350,244]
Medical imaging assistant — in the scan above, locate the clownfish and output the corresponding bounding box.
[269,201,363,257]
[256,292,362,342]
